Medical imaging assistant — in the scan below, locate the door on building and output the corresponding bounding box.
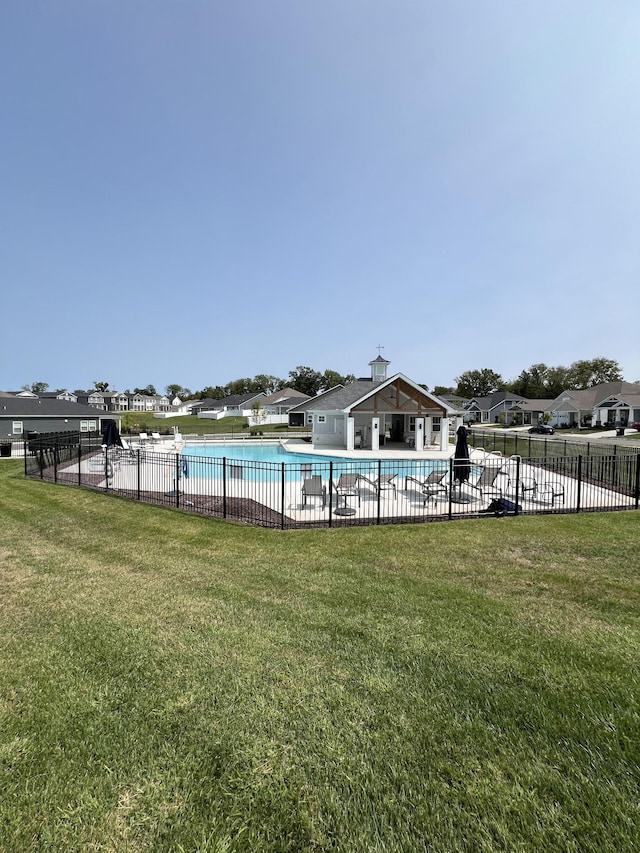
[391,414,404,442]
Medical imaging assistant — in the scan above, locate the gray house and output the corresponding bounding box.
[464,392,529,424]
[547,382,640,428]
[189,392,266,418]
[0,395,114,440]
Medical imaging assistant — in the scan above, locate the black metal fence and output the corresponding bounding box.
[468,428,640,460]
[23,431,640,529]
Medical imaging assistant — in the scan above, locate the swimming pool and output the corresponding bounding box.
[181,442,447,482]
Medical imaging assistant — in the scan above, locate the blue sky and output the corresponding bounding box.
[2,1,639,394]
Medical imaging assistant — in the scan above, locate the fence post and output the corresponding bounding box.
[514,456,521,515]
[77,438,82,486]
[576,456,582,513]
[222,457,227,518]
[447,457,453,520]
[175,453,180,508]
[635,454,640,510]
[376,459,382,525]
[136,449,141,501]
[281,462,286,530]
[328,462,333,528]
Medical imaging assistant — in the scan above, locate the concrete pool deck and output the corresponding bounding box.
[67,439,636,524]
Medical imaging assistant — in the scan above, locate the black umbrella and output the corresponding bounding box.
[453,425,471,483]
[101,419,123,448]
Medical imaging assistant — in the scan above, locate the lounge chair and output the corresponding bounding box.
[334,474,361,507]
[520,475,565,506]
[405,468,448,493]
[302,476,326,508]
[420,470,449,505]
[122,436,145,462]
[468,466,505,501]
[358,473,397,499]
[151,432,161,442]
[139,432,149,444]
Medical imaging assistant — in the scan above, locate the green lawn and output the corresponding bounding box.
[120,413,309,437]
[1,459,639,852]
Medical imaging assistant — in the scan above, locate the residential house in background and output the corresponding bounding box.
[248,388,311,427]
[547,382,640,428]
[189,392,266,420]
[505,399,555,427]
[0,395,113,439]
[463,392,528,425]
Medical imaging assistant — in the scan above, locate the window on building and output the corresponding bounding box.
[12,421,23,435]
[317,415,326,423]
[432,416,441,432]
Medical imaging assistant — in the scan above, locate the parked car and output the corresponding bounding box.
[529,424,555,435]
[631,422,640,432]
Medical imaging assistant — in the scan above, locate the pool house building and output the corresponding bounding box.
[288,357,460,452]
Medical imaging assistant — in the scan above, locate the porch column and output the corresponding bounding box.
[440,417,450,452]
[414,418,425,451]
[346,417,355,451]
[371,417,380,452]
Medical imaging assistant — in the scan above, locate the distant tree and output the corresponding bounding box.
[22,381,49,394]
[455,369,504,398]
[433,385,455,396]
[253,374,285,394]
[166,384,191,399]
[544,366,572,398]
[133,385,157,396]
[319,369,355,392]
[226,378,258,396]
[508,363,555,399]
[288,366,323,396]
[567,357,623,388]
[197,385,226,400]
[92,381,110,392]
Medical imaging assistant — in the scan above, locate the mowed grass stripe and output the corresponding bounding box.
[1,461,639,852]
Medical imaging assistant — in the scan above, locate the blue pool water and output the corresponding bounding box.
[185,442,342,465]
[181,442,446,482]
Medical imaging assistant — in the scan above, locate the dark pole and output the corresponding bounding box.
[222,457,227,518]
[281,462,286,530]
[576,456,582,513]
[328,462,333,528]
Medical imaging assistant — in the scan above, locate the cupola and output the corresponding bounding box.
[369,355,390,382]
